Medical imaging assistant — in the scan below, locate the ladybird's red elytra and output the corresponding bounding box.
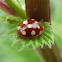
[17,19,44,38]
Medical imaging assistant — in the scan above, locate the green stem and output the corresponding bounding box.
[4,0,27,19]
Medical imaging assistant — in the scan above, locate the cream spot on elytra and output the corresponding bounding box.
[17,26,21,30]
[23,20,28,24]
[31,30,36,36]
[35,21,38,23]
[27,24,31,28]
[22,31,26,35]
[37,25,40,29]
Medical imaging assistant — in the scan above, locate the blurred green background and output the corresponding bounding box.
[0,0,62,62]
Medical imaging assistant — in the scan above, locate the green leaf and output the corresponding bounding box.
[0,16,54,50]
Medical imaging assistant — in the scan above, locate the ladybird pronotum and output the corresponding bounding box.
[17,19,44,38]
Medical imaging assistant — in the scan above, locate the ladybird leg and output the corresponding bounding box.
[11,38,18,47]
[17,39,21,44]
[18,44,25,52]
[11,41,16,47]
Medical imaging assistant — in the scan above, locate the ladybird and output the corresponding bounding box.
[17,19,44,38]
